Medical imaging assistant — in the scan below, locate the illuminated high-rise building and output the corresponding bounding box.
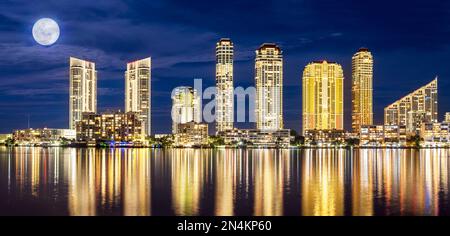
[384,78,438,133]
[171,86,201,134]
[125,58,151,136]
[69,57,97,130]
[255,43,283,131]
[352,48,373,133]
[302,61,344,134]
[215,38,234,133]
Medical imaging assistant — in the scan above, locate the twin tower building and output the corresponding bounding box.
[69,57,151,136]
[68,39,376,136]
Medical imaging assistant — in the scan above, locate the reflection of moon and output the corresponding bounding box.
[32,18,60,46]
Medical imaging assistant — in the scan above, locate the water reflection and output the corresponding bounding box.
[1,146,450,216]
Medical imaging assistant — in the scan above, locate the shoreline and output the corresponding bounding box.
[2,144,449,150]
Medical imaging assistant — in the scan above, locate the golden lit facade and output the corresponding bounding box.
[215,38,234,133]
[352,48,373,133]
[13,128,76,145]
[359,125,407,146]
[125,58,151,136]
[76,111,142,142]
[384,78,438,133]
[420,122,450,146]
[171,87,201,134]
[69,57,97,130]
[255,43,284,131]
[218,128,291,148]
[302,61,344,134]
[0,134,12,144]
[174,122,209,147]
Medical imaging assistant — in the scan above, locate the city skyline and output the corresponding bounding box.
[4,43,447,136]
[1,1,450,134]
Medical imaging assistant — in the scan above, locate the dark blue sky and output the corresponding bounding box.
[1,0,449,134]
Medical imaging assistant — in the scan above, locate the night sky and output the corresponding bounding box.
[1,0,450,134]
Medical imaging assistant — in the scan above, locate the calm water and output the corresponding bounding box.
[0,146,449,216]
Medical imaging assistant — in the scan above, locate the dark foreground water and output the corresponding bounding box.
[0,147,449,216]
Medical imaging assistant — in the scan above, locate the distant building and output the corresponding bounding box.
[13,128,76,145]
[384,78,438,134]
[445,112,450,123]
[352,48,374,133]
[218,128,291,148]
[255,43,284,131]
[76,111,142,143]
[420,122,450,146]
[171,86,201,134]
[69,57,97,130]
[125,58,152,136]
[0,134,12,144]
[215,38,234,133]
[304,129,346,145]
[303,61,344,134]
[154,134,172,139]
[174,122,209,147]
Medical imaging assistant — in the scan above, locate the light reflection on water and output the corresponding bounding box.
[0,147,449,216]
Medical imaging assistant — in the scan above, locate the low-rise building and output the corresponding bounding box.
[420,122,450,146]
[360,125,384,145]
[384,125,407,143]
[219,129,291,148]
[304,129,346,145]
[13,128,76,146]
[0,134,12,144]
[174,122,208,147]
[360,125,407,146]
[76,111,143,143]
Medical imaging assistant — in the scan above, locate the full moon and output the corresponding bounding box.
[32,18,60,46]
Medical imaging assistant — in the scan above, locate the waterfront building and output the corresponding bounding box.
[359,125,385,146]
[76,111,143,143]
[174,122,209,147]
[154,134,172,139]
[384,125,407,144]
[171,86,201,134]
[352,48,374,133]
[359,124,407,146]
[302,61,344,134]
[255,43,284,131]
[303,129,346,145]
[69,57,97,130]
[384,78,438,134]
[125,58,152,136]
[420,122,450,146]
[0,134,12,144]
[445,112,450,123]
[215,38,234,133]
[13,128,76,145]
[218,128,291,148]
